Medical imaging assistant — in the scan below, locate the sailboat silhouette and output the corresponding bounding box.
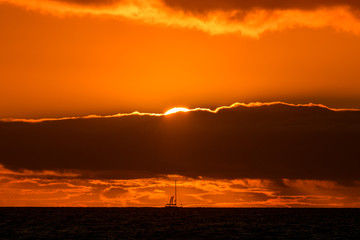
[165,180,182,208]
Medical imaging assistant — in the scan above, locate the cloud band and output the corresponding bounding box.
[2,0,360,37]
[1,102,360,182]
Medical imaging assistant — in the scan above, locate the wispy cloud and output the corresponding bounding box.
[2,0,360,37]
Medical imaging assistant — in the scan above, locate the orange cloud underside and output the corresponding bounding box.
[2,0,360,37]
[1,165,359,207]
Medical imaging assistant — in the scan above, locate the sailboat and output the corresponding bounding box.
[165,180,182,208]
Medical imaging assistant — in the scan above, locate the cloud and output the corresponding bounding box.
[20,0,360,11]
[1,102,360,182]
[56,0,121,7]
[102,187,128,198]
[1,167,360,207]
[2,0,360,37]
[161,0,360,12]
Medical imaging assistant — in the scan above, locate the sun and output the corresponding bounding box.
[164,107,190,115]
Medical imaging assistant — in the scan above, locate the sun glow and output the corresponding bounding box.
[164,107,190,115]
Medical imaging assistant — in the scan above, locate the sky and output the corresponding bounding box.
[1,0,360,207]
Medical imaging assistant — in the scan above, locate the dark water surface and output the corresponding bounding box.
[0,208,359,239]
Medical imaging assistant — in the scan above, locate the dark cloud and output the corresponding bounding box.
[1,103,360,181]
[41,0,360,11]
[161,0,360,13]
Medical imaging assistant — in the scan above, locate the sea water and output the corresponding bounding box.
[0,208,359,239]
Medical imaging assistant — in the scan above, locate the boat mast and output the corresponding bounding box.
[175,180,177,205]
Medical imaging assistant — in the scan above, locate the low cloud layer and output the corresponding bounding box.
[1,165,360,207]
[1,102,360,182]
[2,0,360,36]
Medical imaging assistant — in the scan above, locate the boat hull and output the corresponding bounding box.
[164,204,182,208]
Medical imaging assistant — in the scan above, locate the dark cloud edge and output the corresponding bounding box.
[1,101,359,123]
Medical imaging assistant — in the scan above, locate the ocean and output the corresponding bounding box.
[0,208,359,239]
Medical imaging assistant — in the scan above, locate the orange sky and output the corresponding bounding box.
[1,1,360,118]
[1,0,360,207]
